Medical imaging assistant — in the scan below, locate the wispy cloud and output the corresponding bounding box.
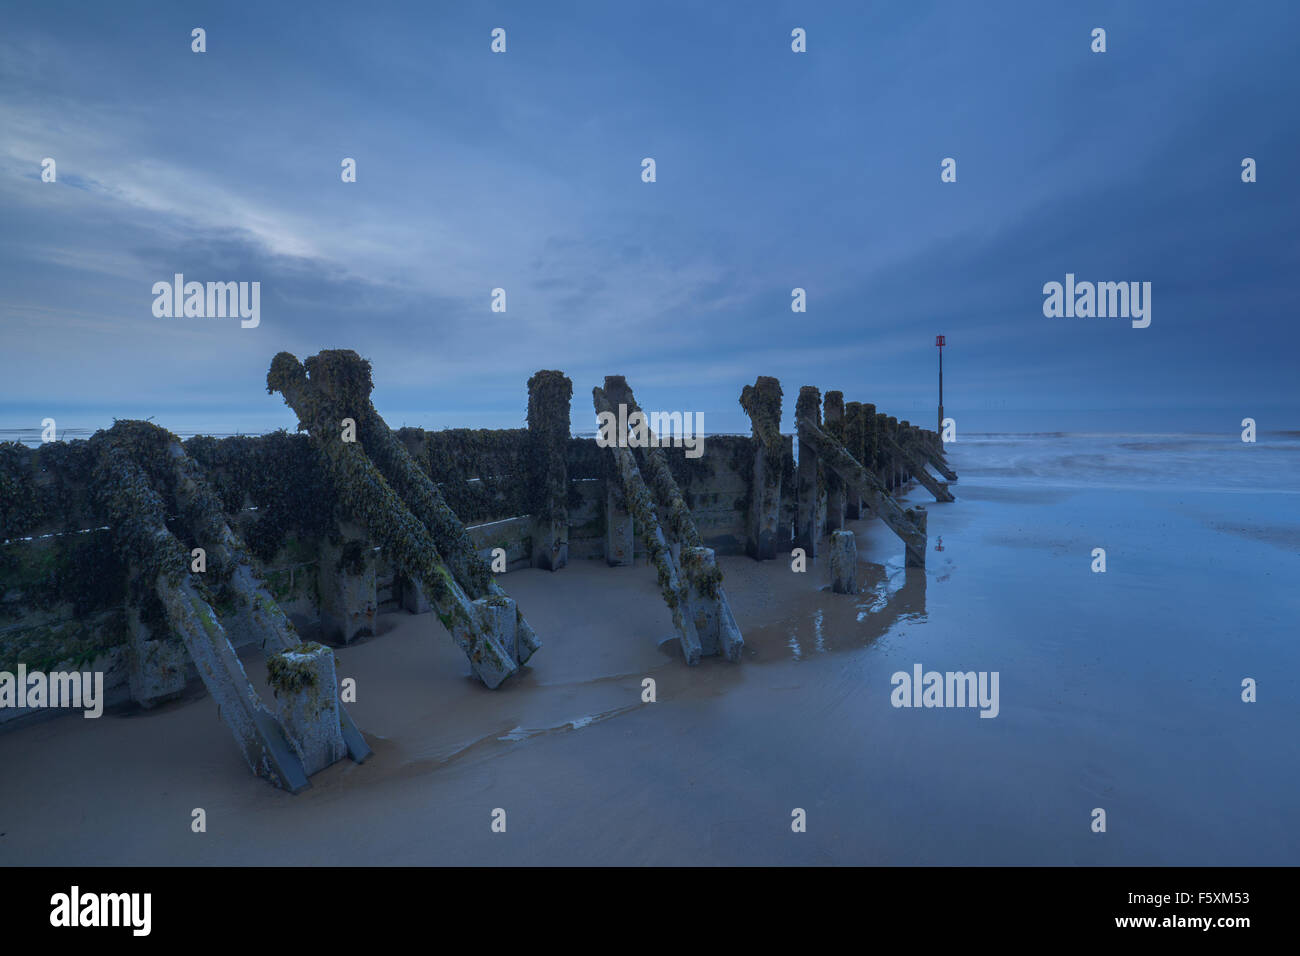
[1,1,1298,434]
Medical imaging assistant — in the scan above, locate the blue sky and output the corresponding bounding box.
[2,0,1297,436]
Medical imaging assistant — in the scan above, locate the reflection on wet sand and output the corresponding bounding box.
[745,559,928,662]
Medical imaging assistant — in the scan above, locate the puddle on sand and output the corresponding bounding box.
[743,559,929,663]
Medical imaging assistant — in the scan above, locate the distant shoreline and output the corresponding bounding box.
[4,428,1299,447]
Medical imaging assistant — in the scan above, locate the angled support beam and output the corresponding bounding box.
[276,351,541,665]
[161,438,371,763]
[93,434,311,791]
[925,447,958,482]
[268,353,526,688]
[797,415,927,568]
[165,576,312,792]
[593,385,703,664]
[907,424,957,482]
[604,376,743,662]
[306,352,542,665]
[884,436,954,502]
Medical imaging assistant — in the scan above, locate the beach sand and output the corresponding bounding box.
[3,438,1298,865]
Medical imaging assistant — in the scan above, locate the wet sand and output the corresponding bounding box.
[3,454,1298,865]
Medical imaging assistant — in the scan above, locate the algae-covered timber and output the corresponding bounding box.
[601,376,741,661]
[270,350,539,665]
[797,415,927,568]
[89,424,311,791]
[739,377,786,560]
[266,351,528,687]
[592,385,702,664]
[882,433,955,503]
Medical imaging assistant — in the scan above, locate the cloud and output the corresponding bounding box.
[1,1,1298,434]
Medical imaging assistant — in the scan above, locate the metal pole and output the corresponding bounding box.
[937,341,944,433]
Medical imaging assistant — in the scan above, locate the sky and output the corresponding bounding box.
[1,0,1297,438]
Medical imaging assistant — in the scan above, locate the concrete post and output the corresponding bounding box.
[400,576,431,614]
[681,546,721,657]
[267,642,347,777]
[318,523,377,644]
[527,370,572,571]
[604,482,634,566]
[473,595,519,668]
[126,603,187,708]
[829,529,858,594]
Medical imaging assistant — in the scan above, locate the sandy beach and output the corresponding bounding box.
[3,435,1298,866]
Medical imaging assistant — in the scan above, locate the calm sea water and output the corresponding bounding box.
[952,432,1300,495]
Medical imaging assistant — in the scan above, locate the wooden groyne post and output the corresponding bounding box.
[794,386,823,557]
[824,391,846,532]
[739,376,786,560]
[528,370,572,571]
[843,401,865,520]
[887,416,902,489]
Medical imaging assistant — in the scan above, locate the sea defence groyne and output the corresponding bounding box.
[0,351,956,789]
